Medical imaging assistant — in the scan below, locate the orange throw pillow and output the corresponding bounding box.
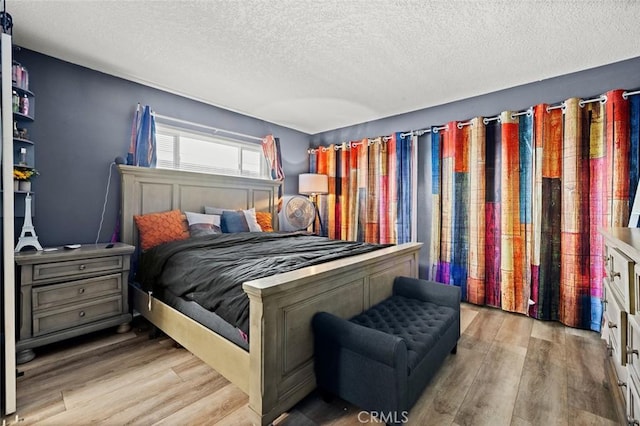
[255,212,274,232]
[134,209,189,250]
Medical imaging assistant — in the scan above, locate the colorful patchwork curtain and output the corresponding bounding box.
[529,104,562,320]
[127,103,157,168]
[261,135,285,212]
[467,117,487,305]
[312,144,333,237]
[433,122,470,295]
[308,133,417,244]
[398,133,418,243]
[431,89,636,330]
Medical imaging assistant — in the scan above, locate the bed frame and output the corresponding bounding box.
[118,165,422,425]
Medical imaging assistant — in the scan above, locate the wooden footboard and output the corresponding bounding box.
[243,242,421,425]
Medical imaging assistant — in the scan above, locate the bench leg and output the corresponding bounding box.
[451,344,457,355]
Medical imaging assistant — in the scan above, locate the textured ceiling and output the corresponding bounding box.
[6,1,640,134]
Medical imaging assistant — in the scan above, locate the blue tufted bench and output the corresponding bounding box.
[312,276,460,421]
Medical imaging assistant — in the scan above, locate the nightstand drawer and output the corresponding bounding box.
[32,274,122,311]
[33,256,123,281]
[33,295,123,336]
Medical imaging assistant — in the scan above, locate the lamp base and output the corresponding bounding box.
[312,199,325,237]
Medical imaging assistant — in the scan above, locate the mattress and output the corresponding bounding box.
[160,287,249,351]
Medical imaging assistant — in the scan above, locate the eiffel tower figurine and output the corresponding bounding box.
[15,192,42,252]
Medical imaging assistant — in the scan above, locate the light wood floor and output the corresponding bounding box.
[3,303,619,426]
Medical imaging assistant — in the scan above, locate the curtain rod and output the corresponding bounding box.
[579,95,607,107]
[511,107,533,119]
[367,136,393,143]
[151,113,264,142]
[483,115,500,124]
[400,129,427,138]
[310,88,640,152]
[400,124,448,138]
[546,102,565,112]
[309,143,356,153]
[307,136,396,153]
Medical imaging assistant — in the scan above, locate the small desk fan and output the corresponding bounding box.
[282,196,316,231]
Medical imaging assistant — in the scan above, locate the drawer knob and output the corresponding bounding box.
[79,311,85,317]
[79,264,86,271]
[78,288,85,294]
[628,346,640,358]
[628,417,640,426]
[618,380,627,388]
[613,271,621,278]
[608,321,618,329]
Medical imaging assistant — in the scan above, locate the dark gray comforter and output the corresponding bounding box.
[139,231,386,336]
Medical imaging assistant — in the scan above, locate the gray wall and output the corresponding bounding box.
[309,56,640,279]
[15,49,310,247]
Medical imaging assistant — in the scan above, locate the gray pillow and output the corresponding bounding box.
[185,211,221,237]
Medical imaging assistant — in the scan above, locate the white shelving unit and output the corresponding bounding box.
[1,31,17,415]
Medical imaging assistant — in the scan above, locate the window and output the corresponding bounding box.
[155,124,268,178]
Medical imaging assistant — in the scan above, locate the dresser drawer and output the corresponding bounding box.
[32,295,123,337]
[602,279,611,342]
[33,256,123,282]
[607,325,629,408]
[604,279,627,367]
[628,317,640,385]
[607,246,635,314]
[634,264,640,320]
[32,274,122,311]
[629,373,640,424]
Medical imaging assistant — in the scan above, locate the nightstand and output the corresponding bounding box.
[15,243,135,363]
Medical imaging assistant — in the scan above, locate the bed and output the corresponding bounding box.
[118,165,422,425]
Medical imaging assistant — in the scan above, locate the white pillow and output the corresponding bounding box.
[186,211,220,227]
[242,208,262,232]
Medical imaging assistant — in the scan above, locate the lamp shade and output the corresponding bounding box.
[298,173,328,195]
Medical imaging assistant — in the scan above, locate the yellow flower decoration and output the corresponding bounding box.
[13,168,38,181]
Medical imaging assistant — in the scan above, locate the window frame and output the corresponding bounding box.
[155,123,268,179]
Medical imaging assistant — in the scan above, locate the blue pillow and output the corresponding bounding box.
[221,210,250,233]
[205,206,262,232]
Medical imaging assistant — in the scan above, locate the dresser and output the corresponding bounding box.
[600,227,640,425]
[15,243,135,363]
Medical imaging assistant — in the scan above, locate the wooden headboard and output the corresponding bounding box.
[118,165,281,246]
